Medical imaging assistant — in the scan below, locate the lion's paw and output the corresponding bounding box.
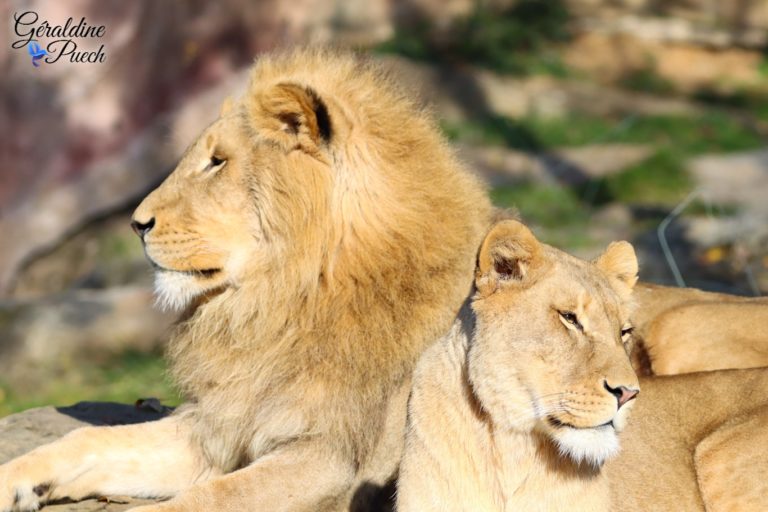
[0,476,43,512]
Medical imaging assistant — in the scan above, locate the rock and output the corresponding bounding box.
[555,144,654,180]
[0,69,251,297]
[458,143,653,186]
[457,145,552,185]
[10,213,149,299]
[564,31,766,95]
[583,203,634,254]
[688,149,768,212]
[0,402,167,510]
[0,286,176,382]
[381,56,701,124]
[574,15,767,49]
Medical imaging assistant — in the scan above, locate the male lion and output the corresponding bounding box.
[0,49,492,511]
[398,220,768,511]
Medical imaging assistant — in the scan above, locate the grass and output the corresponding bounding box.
[448,110,763,207]
[619,67,676,95]
[377,0,571,77]
[441,115,543,150]
[0,350,179,418]
[599,150,691,205]
[491,182,593,248]
[445,111,762,153]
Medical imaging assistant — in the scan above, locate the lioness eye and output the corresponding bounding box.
[559,311,583,331]
[621,326,634,338]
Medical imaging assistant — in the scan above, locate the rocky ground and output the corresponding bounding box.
[0,402,168,510]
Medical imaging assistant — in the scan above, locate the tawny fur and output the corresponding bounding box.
[0,48,492,512]
[631,283,768,375]
[398,220,768,512]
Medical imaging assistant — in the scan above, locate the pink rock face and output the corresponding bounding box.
[0,1,279,295]
[1,0,397,297]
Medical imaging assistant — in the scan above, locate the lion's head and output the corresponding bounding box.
[468,220,640,467]
[131,71,344,311]
[132,49,490,314]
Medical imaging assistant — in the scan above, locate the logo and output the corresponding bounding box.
[27,41,47,67]
[12,11,107,68]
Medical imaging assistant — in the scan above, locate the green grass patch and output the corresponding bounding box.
[377,0,571,77]
[490,182,593,249]
[444,111,763,154]
[600,150,692,206]
[449,111,763,207]
[618,67,676,95]
[441,115,543,150]
[0,350,179,418]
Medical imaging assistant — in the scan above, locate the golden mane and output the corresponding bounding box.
[165,48,493,473]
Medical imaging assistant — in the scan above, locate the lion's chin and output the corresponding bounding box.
[153,271,212,311]
[553,424,620,467]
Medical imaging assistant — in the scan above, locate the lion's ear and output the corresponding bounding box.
[249,82,332,150]
[594,241,638,299]
[475,220,542,296]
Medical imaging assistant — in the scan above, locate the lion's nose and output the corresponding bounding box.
[131,217,155,240]
[603,381,639,409]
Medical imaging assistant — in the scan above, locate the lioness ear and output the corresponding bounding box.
[595,241,638,299]
[249,82,332,150]
[475,220,542,296]
[220,96,235,116]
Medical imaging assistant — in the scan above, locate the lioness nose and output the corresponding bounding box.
[604,381,639,409]
[131,217,155,240]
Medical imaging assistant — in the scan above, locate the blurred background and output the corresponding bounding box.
[1,0,767,417]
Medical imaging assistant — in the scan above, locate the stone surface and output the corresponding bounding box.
[0,70,251,296]
[0,402,168,511]
[0,286,176,381]
[686,149,768,251]
[381,56,701,125]
[458,143,653,186]
[689,149,768,212]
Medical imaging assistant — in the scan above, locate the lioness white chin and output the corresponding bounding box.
[0,48,493,512]
[398,220,768,512]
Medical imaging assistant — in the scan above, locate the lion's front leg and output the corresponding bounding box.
[0,414,217,512]
[130,439,354,512]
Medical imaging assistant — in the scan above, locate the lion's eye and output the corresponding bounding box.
[621,326,634,339]
[205,155,227,172]
[559,311,583,331]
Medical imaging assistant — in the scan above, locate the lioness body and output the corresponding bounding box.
[398,221,768,512]
[632,283,768,375]
[0,49,492,512]
[609,369,768,511]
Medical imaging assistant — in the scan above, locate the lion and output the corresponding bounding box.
[630,283,768,375]
[398,220,768,512]
[0,48,492,512]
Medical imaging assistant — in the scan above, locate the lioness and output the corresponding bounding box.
[398,220,768,511]
[631,283,768,375]
[0,49,492,511]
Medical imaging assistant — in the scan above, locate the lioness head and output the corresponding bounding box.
[469,220,639,466]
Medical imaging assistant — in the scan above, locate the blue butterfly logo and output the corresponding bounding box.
[28,41,47,67]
